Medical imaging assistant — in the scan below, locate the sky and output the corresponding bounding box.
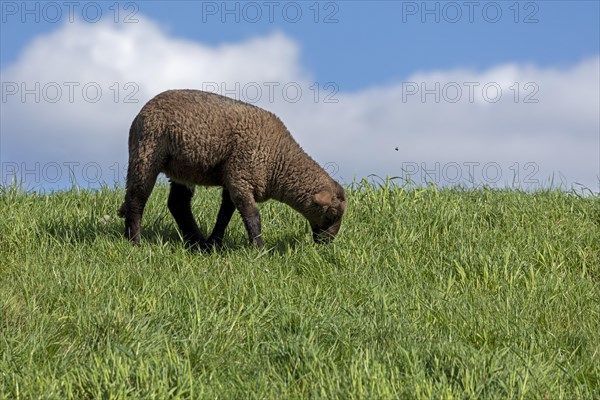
[1,0,599,192]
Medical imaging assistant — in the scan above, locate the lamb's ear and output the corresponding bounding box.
[314,190,332,207]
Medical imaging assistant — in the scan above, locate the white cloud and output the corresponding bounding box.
[1,16,598,192]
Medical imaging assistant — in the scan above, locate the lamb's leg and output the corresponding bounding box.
[122,143,162,246]
[231,194,264,248]
[206,188,236,248]
[167,181,205,247]
[123,175,158,246]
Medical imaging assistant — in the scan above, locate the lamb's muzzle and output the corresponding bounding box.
[312,220,342,244]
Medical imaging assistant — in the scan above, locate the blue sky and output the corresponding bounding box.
[3,1,599,89]
[1,1,599,191]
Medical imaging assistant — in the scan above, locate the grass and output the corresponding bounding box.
[1,179,599,399]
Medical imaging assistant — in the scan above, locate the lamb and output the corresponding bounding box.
[118,89,347,249]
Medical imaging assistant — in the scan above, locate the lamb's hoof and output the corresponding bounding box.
[200,236,224,252]
[251,237,265,249]
[123,230,141,246]
[182,239,204,252]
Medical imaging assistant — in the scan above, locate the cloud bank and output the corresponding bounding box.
[1,16,598,191]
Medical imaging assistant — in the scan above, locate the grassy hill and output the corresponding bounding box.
[1,181,599,399]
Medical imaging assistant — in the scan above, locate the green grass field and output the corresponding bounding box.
[1,180,599,399]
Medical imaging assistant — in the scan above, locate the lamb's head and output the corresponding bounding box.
[307,181,347,243]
